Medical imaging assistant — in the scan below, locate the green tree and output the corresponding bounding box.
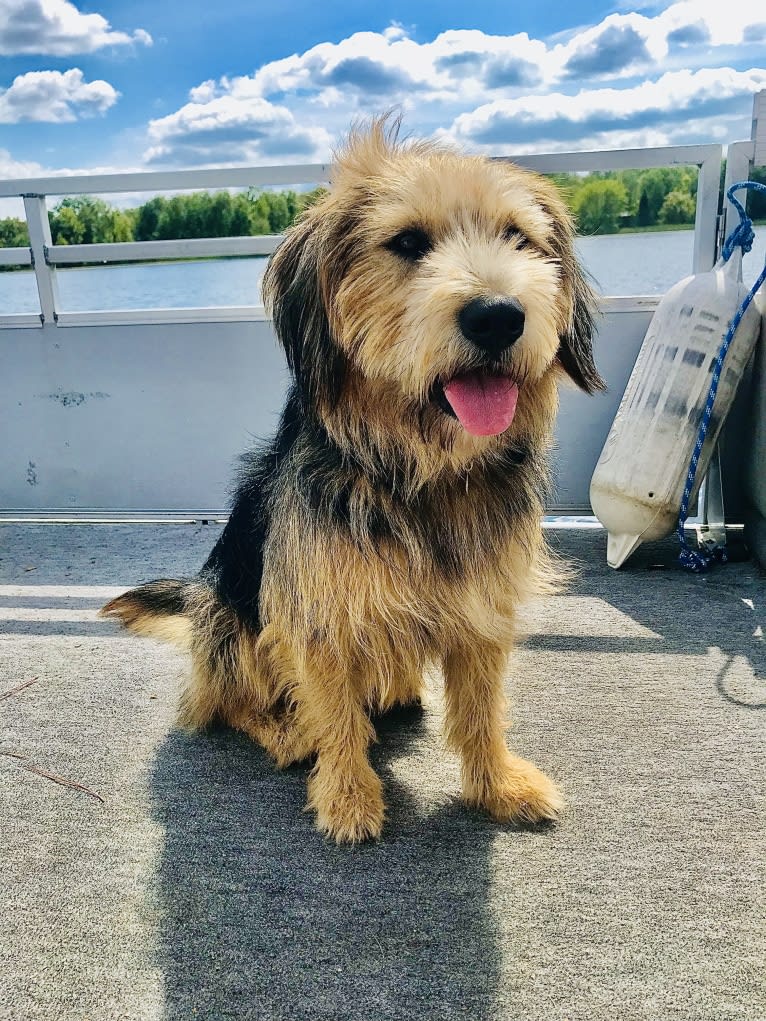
[746,167,766,220]
[134,196,167,241]
[635,167,695,226]
[50,197,111,244]
[205,192,234,236]
[573,179,628,234]
[0,217,29,247]
[50,205,85,245]
[659,189,696,225]
[111,210,134,242]
[229,195,252,235]
[637,190,651,227]
[156,196,187,240]
[49,196,136,245]
[247,191,273,233]
[266,192,291,232]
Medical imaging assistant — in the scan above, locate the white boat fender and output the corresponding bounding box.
[590,181,766,569]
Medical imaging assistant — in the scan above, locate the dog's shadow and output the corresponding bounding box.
[149,704,504,1020]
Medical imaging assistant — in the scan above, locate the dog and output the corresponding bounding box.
[101,118,603,843]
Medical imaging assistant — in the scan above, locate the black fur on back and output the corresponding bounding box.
[199,387,303,630]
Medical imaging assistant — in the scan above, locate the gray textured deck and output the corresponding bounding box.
[1,523,764,1021]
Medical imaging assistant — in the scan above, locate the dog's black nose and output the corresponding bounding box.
[458,297,525,356]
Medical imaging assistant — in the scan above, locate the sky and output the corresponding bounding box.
[0,0,764,188]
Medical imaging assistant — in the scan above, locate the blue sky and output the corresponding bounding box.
[0,0,764,181]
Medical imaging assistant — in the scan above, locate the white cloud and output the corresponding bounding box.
[134,2,766,167]
[0,149,58,217]
[0,0,152,56]
[248,28,550,105]
[0,68,119,123]
[145,94,332,165]
[447,67,766,152]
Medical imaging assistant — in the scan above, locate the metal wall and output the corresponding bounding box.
[1,310,650,515]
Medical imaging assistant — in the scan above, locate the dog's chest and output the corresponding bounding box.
[353,537,521,651]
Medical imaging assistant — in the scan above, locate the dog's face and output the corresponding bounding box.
[263,120,602,465]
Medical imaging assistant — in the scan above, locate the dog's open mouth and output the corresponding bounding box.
[433,371,519,437]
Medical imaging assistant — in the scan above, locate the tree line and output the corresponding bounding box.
[1,167,764,261]
[0,186,327,261]
[555,164,766,235]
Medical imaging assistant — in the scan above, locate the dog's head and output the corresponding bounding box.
[263,118,603,467]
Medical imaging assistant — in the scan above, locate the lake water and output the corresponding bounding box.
[1,226,765,315]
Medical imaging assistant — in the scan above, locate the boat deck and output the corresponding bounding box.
[1,523,764,1021]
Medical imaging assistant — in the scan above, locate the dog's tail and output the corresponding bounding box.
[100,579,194,647]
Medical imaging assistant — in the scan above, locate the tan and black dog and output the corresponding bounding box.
[102,118,603,842]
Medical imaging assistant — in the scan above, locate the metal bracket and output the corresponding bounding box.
[699,445,727,549]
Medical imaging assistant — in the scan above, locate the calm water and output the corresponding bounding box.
[1,226,765,314]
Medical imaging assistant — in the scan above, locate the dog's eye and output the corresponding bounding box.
[504,226,529,249]
[386,229,432,262]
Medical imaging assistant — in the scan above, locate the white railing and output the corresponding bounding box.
[0,143,727,329]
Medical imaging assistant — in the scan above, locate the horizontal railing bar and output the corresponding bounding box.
[0,246,32,266]
[0,295,659,330]
[0,144,723,202]
[0,512,615,523]
[600,295,660,312]
[55,306,271,327]
[506,143,722,173]
[0,163,331,198]
[48,235,283,265]
[0,313,43,327]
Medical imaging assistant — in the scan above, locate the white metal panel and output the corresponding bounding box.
[0,312,647,515]
[1,320,289,514]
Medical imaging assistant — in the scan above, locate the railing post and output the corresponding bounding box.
[691,147,723,274]
[723,140,756,231]
[23,194,59,324]
[753,89,766,167]
[701,138,755,544]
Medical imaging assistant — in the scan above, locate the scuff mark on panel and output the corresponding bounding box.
[26,461,38,486]
[39,391,111,407]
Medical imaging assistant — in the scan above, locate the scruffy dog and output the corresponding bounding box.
[102,120,602,842]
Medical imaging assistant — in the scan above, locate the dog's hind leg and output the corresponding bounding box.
[443,640,563,824]
[227,701,314,768]
[298,642,385,843]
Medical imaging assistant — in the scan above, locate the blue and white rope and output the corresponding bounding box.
[678,180,766,572]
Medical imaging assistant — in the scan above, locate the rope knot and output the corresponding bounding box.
[721,216,754,261]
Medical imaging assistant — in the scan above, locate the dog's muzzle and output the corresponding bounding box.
[458,297,525,359]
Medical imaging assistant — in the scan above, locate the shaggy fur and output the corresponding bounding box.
[102,119,603,843]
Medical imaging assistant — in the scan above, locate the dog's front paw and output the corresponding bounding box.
[465,756,564,825]
[307,764,385,843]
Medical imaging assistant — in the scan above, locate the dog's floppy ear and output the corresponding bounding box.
[558,254,605,394]
[262,205,348,415]
[535,186,605,394]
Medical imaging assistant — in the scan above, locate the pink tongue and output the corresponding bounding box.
[443,373,519,436]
